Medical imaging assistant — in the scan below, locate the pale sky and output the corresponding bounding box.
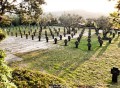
[42,0,117,14]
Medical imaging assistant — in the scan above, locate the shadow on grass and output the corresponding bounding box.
[59,37,100,77]
[59,48,100,78]
[96,42,110,58]
[107,76,120,88]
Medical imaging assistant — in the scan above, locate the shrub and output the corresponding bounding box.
[0,29,6,41]
[0,50,17,88]
[12,69,69,88]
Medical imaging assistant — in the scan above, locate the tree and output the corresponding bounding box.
[109,0,120,29]
[17,0,45,25]
[59,13,83,27]
[109,12,120,29]
[50,18,58,25]
[85,18,96,27]
[95,16,112,30]
[0,15,12,27]
[94,16,112,39]
[0,0,45,23]
[39,13,58,28]
[59,13,84,34]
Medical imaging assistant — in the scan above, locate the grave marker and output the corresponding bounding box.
[26,34,28,39]
[68,36,71,41]
[75,41,79,48]
[64,39,68,46]
[87,42,91,50]
[21,33,23,38]
[52,34,54,39]
[54,38,57,44]
[59,35,62,40]
[38,35,41,41]
[32,35,34,40]
[111,67,119,83]
[46,36,49,42]
[15,32,17,37]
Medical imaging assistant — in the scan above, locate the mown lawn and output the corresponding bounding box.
[9,31,120,87]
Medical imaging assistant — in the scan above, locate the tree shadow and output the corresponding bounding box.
[96,42,109,58]
[59,45,100,77]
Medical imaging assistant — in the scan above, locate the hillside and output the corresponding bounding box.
[44,10,108,18]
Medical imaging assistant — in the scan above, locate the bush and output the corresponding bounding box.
[0,29,6,41]
[12,69,69,88]
[0,50,17,88]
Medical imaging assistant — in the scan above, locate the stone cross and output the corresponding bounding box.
[54,38,57,44]
[68,36,71,41]
[59,35,62,40]
[64,39,68,46]
[87,42,91,50]
[75,41,79,48]
[111,67,119,83]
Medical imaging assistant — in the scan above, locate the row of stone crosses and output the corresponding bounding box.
[6,27,88,48]
[6,26,118,50]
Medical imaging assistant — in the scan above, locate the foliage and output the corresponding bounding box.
[38,13,59,27]
[17,0,45,25]
[59,13,84,27]
[0,50,17,88]
[0,15,12,26]
[0,0,45,15]
[115,0,120,10]
[109,0,120,29]
[86,16,112,30]
[12,69,68,88]
[95,16,112,30]
[11,16,21,26]
[0,0,45,26]
[0,29,5,41]
[109,11,120,29]
[0,29,16,88]
[85,18,96,27]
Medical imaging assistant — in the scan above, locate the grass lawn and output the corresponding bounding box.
[8,29,120,87]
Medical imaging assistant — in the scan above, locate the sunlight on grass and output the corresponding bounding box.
[9,32,120,87]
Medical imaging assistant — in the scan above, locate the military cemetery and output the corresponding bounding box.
[0,0,120,88]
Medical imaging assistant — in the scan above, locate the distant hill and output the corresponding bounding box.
[44,10,109,18]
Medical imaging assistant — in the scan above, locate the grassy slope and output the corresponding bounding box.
[9,30,120,87]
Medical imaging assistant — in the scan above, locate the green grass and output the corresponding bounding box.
[9,33,101,87]
[8,27,120,87]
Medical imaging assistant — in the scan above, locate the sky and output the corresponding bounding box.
[42,0,117,14]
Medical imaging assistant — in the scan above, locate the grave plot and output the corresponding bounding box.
[2,25,116,53]
[1,26,86,53]
[4,26,84,44]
